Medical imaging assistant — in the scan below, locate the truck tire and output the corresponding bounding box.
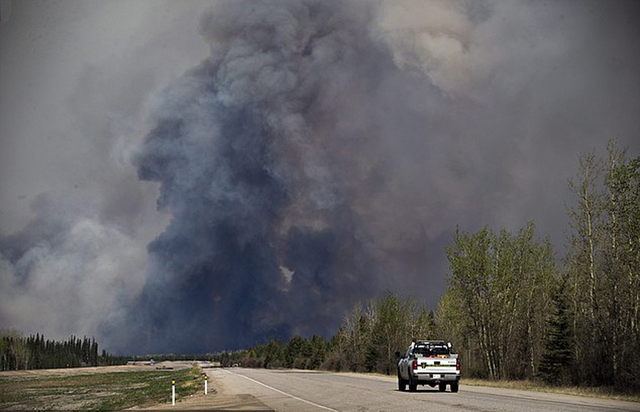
[408,370,417,392]
[450,382,459,393]
[438,383,446,392]
[398,372,406,392]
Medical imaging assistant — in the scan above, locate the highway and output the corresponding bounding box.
[201,367,640,412]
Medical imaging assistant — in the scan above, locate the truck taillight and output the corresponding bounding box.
[456,359,460,371]
[412,359,417,370]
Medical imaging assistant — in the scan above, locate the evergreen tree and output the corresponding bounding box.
[538,281,573,384]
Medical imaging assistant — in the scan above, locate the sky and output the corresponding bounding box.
[1,0,639,354]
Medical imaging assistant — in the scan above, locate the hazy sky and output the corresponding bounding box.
[1,0,639,354]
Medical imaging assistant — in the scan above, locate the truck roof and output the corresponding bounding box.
[414,340,447,346]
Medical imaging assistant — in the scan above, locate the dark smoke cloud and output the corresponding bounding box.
[102,0,640,354]
[2,0,639,354]
[115,0,399,353]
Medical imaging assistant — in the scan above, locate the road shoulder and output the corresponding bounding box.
[132,366,272,410]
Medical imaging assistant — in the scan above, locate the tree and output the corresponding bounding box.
[603,143,640,389]
[369,292,414,374]
[307,335,326,369]
[263,339,284,368]
[340,302,375,372]
[538,279,573,385]
[445,223,555,379]
[566,140,640,389]
[566,150,605,384]
[285,335,310,369]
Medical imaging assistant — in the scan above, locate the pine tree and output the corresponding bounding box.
[539,281,573,384]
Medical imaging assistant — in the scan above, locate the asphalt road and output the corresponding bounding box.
[204,367,640,412]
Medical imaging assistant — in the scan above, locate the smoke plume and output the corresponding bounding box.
[107,0,640,353]
[2,0,638,354]
[118,0,406,353]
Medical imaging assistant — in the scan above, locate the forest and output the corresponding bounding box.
[219,140,639,392]
[0,330,126,371]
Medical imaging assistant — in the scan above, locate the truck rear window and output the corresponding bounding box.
[414,347,449,357]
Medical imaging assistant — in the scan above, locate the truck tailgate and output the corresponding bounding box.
[415,357,457,373]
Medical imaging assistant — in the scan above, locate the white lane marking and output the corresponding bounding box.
[223,369,339,412]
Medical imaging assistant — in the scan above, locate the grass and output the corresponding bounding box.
[0,366,204,410]
[333,369,639,403]
[462,378,640,403]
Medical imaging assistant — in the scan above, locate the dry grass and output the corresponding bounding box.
[332,369,640,403]
[462,378,640,403]
[0,364,204,410]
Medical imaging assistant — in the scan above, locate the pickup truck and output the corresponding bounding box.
[396,340,460,392]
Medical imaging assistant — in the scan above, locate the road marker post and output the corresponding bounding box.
[171,378,176,406]
[204,375,208,394]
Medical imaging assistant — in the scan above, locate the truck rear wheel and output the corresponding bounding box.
[438,383,446,392]
[450,382,459,393]
[398,373,406,391]
[408,373,417,392]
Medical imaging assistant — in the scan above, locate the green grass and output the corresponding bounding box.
[0,366,204,410]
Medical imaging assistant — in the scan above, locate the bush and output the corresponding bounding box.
[321,352,346,372]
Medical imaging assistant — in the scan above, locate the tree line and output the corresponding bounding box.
[214,292,443,375]
[439,140,639,390]
[215,294,441,376]
[0,329,127,371]
[128,353,215,362]
[218,140,639,392]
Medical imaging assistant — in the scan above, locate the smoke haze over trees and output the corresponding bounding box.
[222,144,639,391]
[0,0,639,354]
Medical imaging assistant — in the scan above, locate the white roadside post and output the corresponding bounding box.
[204,375,208,395]
[171,378,176,406]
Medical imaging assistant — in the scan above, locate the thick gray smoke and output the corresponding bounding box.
[2,0,639,354]
[0,194,148,340]
[116,0,409,353]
